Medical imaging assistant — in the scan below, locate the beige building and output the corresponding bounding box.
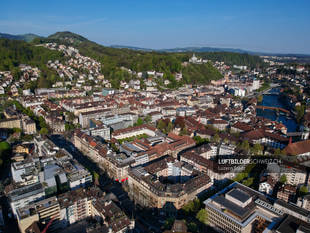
[0,117,22,129]
[16,196,61,233]
[17,187,134,233]
[22,117,36,134]
[127,160,212,211]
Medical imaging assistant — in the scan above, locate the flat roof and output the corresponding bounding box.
[213,195,253,220]
[275,214,310,233]
[226,188,251,203]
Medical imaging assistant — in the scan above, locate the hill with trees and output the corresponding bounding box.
[47,31,88,44]
[0,33,40,42]
[0,31,267,89]
[0,38,65,88]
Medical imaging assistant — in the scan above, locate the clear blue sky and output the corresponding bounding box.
[1,0,310,54]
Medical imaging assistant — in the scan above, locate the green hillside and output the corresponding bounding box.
[47,31,88,43]
[0,31,266,90]
[0,33,40,42]
[0,38,65,88]
[33,32,225,87]
[199,52,264,67]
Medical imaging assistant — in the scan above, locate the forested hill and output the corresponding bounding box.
[0,31,265,89]
[198,52,264,68]
[0,38,65,88]
[0,33,40,42]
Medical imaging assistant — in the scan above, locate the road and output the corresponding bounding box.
[246,83,280,99]
[49,134,161,233]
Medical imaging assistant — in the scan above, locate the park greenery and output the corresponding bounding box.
[279,174,287,184]
[299,185,309,196]
[134,116,152,127]
[193,135,209,145]
[117,133,148,144]
[156,119,174,134]
[257,81,270,92]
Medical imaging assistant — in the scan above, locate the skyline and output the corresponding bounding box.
[1,0,310,54]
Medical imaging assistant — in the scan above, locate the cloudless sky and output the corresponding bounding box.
[1,0,310,54]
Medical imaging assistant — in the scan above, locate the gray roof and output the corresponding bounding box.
[9,183,44,202]
[226,188,251,203]
[213,195,253,220]
[275,215,310,233]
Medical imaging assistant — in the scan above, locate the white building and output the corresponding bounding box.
[8,183,45,216]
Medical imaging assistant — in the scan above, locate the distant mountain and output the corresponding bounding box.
[0,33,40,42]
[111,45,153,52]
[1,31,309,57]
[110,45,310,57]
[47,31,88,44]
[110,45,250,54]
[159,46,250,54]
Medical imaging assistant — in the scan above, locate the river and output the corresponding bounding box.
[256,89,299,132]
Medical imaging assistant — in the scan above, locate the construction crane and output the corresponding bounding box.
[41,216,55,233]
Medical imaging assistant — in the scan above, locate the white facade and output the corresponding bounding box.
[259,182,273,195]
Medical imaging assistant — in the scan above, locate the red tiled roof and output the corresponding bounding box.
[231,122,253,132]
[284,139,310,155]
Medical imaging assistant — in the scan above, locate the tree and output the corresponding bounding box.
[65,123,76,131]
[164,217,175,230]
[179,127,188,136]
[211,134,220,143]
[167,121,173,133]
[296,105,305,123]
[257,95,263,103]
[233,173,247,182]
[38,116,48,129]
[239,140,250,152]
[242,177,254,187]
[0,141,10,151]
[0,141,10,167]
[39,127,49,135]
[144,115,151,123]
[0,141,10,157]
[299,186,308,196]
[187,222,198,233]
[196,209,208,224]
[251,144,263,155]
[93,171,100,186]
[193,136,203,145]
[67,112,75,122]
[182,198,201,215]
[279,174,287,184]
[135,117,144,126]
[157,119,166,132]
[274,148,281,156]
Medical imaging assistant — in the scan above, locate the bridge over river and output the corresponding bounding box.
[255,105,290,114]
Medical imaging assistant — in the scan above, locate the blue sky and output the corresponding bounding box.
[1,0,310,54]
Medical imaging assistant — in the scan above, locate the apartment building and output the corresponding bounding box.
[17,196,61,233]
[204,182,310,233]
[127,158,212,211]
[8,183,45,216]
